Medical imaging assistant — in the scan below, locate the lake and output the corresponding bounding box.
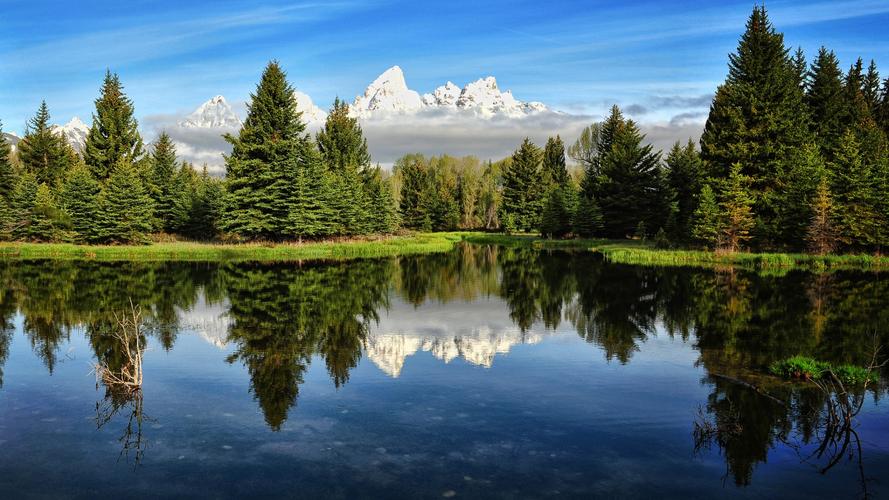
[0,244,887,499]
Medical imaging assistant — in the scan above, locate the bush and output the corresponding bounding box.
[770,355,877,385]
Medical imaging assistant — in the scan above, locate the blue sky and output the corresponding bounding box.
[1,0,888,137]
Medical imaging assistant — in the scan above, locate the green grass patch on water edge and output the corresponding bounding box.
[0,232,476,262]
[770,355,878,385]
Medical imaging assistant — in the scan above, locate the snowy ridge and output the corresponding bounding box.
[50,117,90,153]
[350,66,549,119]
[2,132,19,153]
[364,327,543,377]
[294,89,328,124]
[179,95,241,129]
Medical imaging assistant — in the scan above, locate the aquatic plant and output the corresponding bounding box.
[769,356,879,385]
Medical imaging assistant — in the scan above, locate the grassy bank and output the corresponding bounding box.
[2,232,887,269]
[0,232,473,262]
[463,233,889,271]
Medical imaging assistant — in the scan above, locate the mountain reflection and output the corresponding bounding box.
[0,244,887,485]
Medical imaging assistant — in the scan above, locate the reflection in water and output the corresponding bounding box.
[0,244,887,491]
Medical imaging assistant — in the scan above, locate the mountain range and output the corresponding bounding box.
[175,65,551,130]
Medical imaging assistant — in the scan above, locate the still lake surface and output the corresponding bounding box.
[0,244,887,499]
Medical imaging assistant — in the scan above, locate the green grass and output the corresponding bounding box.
[0,232,476,262]
[2,231,888,270]
[769,355,878,385]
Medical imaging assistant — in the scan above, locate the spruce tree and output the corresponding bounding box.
[692,184,720,249]
[591,106,665,238]
[863,60,881,116]
[222,62,312,240]
[718,163,756,252]
[500,138,544,232]
[8,171,38,240]
[397,156,429,229]
[0,120,15,202]
[665,140,704,241]
[317,97,371,176]
[806,178,837,255]
[540,183,576,238]
[831,130,879,249]
[29,183,68,242]
[17,101,73,187]
[96,160,154,243]
[700,6,812,247]
[542,136,569,186]
[149,132,183,232]
[60,163,101,242]
[572,195,603,238]
[285,144,336,239]
[364,167,399,233]
[83,71,144,181]
[806,47,846,160]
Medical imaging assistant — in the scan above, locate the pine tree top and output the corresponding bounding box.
[317,97,371,176]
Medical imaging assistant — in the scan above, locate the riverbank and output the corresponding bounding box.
[0,232,471,262]
[2,232,887,270]
[462,234,889,271]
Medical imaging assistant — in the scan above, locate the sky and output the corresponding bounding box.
[2,0,889,167]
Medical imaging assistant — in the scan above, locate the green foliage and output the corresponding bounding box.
[222,61,310,239]
[806,177,837,255]
[500,138,545,232]
[542,135,569,186]
[0,120,13,201]
[718,163,756,252]
[83,71,144,181]
[830,130,880,249]
[539,183,577,238]
[96,160,154,244]
[692,184,720,248]
[806,47,847,160]
[665,140,704,242]
[700,7,813,247]
[17,101,74,187]
[29,183,70,242]
[148,132,188,233]
[770,356,877,385]
[572,195,604,238]
[60,164,101,243]
[316,98,371,177]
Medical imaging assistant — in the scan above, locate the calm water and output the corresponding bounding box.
[0,244,887,499]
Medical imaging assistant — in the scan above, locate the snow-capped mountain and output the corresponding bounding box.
[350,66,549,119]
[365,327,543,377]
[179,95,242,129]
[51,117,90,153]
[350,66,426,118]
[294,89,327,124]
[2,132,19,153]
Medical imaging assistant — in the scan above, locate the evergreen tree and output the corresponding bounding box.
[0,120,15,202]
[718,163,756,252]
[500,138,544,232]
[317,97,371,176]
[806,177,837,255]
[542,136,569,186]
[590,107,665,238]
[17,102,73,187]
[222,61,310,240]
[791,47,807,90]
[700,6,812,247]
[8,171,38,240]
[29,183,68,242]
[148,132,184,232]
[806,47,846,160]
[83,71,144,180]
[96,160,154,243]
[692,184,720,249]
[774,143,823,248]
[60,163,101,242]
[540,183,576,238]
[830,130,879,249]
[572,195,603,238]
[364,167,399,234]
[183,167,224,240]
[285,145,336,239]
[665,140,704,241]
[397,155,429,229]
[863,60,881,116]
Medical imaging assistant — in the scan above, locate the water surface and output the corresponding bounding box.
[0,245,887,498]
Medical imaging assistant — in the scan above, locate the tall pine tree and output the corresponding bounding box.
[83,71,144,181]
[665,140,704,242]
[700,6,812,247]
[17,102,73,187]
[806,47,846,161]
[500,138,544,232]
[60,163,101,243]
[96,160,154,243]
[222,61,311,240]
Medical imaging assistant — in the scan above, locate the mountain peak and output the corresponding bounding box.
[51,117,90,152]
[179,95,241,128]
[351,65,424,118]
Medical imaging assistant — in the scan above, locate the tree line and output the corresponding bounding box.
[1,6,887,252]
